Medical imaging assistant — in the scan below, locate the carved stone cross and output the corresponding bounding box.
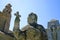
[13,11,21,40]
[14,11,21,17]
[14,11,21,22]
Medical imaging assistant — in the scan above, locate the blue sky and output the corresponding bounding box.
[0,0,60,31]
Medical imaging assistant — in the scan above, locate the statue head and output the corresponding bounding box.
[28,12,37,25]
[5,3,12,8]
[3,3,12,14]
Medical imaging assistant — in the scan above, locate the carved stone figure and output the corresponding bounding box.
[22,12,48,40]
[0,3,12,32]
[4,3,12,33]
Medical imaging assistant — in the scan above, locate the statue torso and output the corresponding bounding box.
[21,24,48,40]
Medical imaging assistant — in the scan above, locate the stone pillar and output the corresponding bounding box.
[13,11,21,40]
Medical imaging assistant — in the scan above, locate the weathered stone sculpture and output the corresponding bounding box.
[22,12,48,40]
[0,3,48,40]
[0,3,12,33]
[13,11,21,40]
[0,3,14,40]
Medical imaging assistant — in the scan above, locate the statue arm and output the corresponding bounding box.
[38,25,48,40]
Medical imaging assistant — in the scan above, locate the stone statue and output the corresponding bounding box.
[0,3,12,32]
[22,12,48,40]
[13,11,21,40]
[4,3,12,33]
[50,25,57,40]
